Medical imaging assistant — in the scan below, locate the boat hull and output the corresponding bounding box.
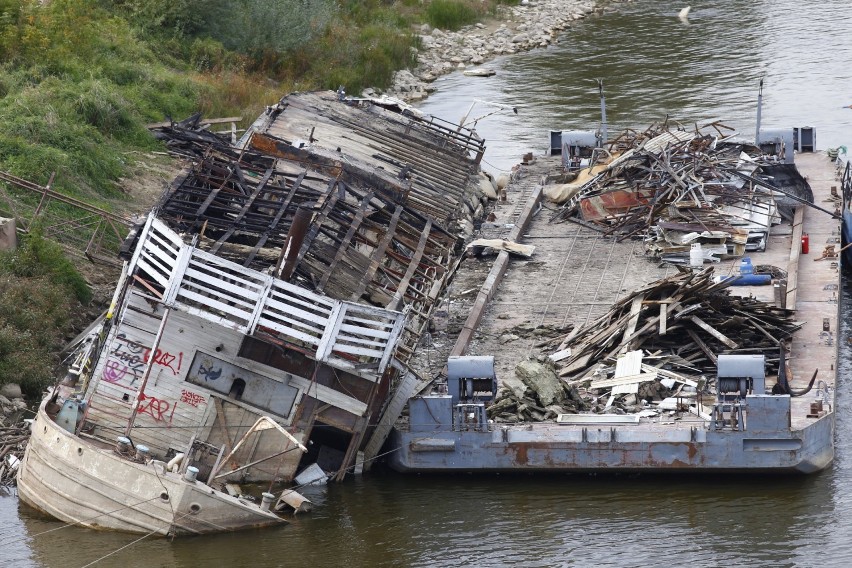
[17,398,285,535]
[388,413,834,475]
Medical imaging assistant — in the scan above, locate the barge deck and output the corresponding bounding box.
[390,150,839,474]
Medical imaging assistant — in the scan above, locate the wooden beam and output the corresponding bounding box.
[146,116,242,129]
[686,328,718,365]
[620,294,645,353]
[689,315,738,349]
[387,218,431,311]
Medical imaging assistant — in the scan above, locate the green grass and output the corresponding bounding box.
[0,230,88,395]
[426,0,480,30]
[0,0,513,397]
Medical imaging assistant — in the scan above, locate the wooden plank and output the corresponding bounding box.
[262,296,333,323]
[640,364,698,387]
[689,315,738,349]
[192,248,273,281]
[289,375,368,416]
[337,323,392,340]
[620,294,645,353]
[614,350,643,377]
[329,344,384,358]
[260,310,329,338]
[686,328,718,365]
[175,288,253,321]
[146,116,242,129]
[350,204,403,301]
[659,302,668,336]
[590,372,658,389]
[270,279,336,307]
[136,258,170,287]
[465,239,535,257]
[387,218,431,311]
[182,268,261,306]
[333,334,387,348]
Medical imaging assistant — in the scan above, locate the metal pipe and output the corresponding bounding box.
[125,307,170,436]
[275,204,314,281]
[755,78,764,145]
[598,79,607,146]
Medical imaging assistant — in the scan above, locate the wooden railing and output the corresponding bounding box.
[128,214,405,374]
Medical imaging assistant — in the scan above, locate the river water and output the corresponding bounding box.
[3,1,852,566]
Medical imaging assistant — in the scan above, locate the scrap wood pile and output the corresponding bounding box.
[0,425,27,486]
[537,266,802,415]
[549,122,806,264]
[0,398,30,486]
[148,113,235,158]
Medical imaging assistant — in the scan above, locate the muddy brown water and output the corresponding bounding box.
[3,1,852,566]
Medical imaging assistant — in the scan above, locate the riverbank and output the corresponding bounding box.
[382,0,623,102]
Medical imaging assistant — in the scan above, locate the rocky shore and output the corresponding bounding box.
[378,0,626,102]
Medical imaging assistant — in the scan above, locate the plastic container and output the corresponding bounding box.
[714,274,771,286]
[689,243,703,267]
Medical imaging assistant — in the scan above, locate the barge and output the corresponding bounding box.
[389,123,841,475]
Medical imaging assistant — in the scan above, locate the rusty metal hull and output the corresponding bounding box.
[388,413,834,474]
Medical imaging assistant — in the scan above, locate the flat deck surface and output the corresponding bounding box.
[410,151,839,432]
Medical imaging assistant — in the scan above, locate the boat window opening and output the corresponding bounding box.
[228,379,246,400]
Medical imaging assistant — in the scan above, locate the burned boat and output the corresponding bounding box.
[389,121,839,475]
[17,91,487,534]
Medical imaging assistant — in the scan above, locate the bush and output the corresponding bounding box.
[426,0,479,30]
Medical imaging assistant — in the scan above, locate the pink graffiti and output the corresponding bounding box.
[180,389,206,408]
[137,393,177,424]
[103,359,132,383]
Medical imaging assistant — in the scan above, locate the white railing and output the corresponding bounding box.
[128,214,405,374]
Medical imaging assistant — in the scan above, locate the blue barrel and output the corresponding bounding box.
[715,273,771,286]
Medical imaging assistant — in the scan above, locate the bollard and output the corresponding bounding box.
[135,444,149,462]
[260,492,276,511]
[183,466,199,483]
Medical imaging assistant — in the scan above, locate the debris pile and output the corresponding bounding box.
[1,387,29,486]
[148,113,235,158]
[540,267,802,413]
[487,358,588,422]
[550,123,812,264]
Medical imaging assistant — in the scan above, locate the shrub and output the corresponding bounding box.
[426,0,479,30]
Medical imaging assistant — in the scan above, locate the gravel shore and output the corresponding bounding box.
[376,0,629,102]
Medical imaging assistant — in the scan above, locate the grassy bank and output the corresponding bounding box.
[0,0,516,394]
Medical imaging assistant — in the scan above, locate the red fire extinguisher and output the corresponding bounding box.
[801,233,809,254]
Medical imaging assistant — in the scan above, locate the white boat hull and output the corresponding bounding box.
[17,397,285,536]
